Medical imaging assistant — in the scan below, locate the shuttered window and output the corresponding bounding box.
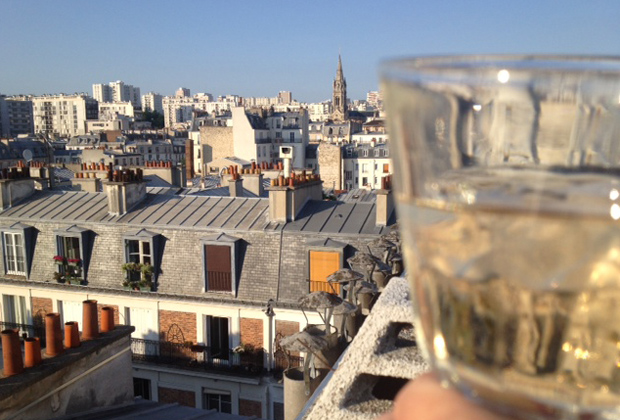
[309,251,341,294]
[205,245,232,292]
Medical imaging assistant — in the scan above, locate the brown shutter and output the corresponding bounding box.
[206,245,231,291]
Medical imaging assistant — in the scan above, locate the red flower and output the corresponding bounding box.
[53,255,65,262]
[67,258,81,264]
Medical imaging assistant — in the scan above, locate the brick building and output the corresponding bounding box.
[0,170,394,418]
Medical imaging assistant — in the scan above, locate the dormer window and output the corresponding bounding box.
[201,233,241,296]
[1,222,36,278]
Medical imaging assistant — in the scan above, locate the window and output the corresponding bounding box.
[202,233,239,295]
[344,171,352,180]
[307,238,346,295]
[203,391,231,413]
[383,163,389,173]
[362,164,368,173]
[4,232,25,275]
[2,295,27,324]
[134,378,151,400]
[207,316,230,360]
[362,177,368,186]
[123,229,162,283]
[289,132,295,142]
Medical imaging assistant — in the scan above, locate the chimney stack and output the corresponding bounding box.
[104,169,146,216]
[228,173,244,197]
[376,176,394,226]
[267,175,322,223]
[0,169,35,210]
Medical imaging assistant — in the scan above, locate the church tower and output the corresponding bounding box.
[331,55,348,122]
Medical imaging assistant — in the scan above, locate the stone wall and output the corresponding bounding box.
[317,143,342,190]
[200,126,233,166]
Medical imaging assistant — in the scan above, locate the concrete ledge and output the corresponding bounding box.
[301,277,429,420]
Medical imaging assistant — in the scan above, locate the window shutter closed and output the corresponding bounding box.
[309,251,341,294]
[206,245,231,291]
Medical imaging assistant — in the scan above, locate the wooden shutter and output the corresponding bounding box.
[206,245,231,291]
[309,251,340,294]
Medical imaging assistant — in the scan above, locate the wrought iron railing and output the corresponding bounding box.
[308,279,340,294]
[130,338,264,376]
[206,271,231,292]
[0,321,46,347]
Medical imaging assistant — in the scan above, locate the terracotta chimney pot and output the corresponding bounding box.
[1,329,24,376]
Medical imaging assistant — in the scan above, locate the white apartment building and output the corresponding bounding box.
[32,94,98,137]
[98,101,135,119]
[141,92,163,114]
[342,143,392,190]
[231,107,309,169]
[93,80,141,108]
[308,102,331,122]
[163,94,237,129]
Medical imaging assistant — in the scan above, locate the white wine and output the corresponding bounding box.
[400,168,620,418]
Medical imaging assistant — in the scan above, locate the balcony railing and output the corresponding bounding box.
[309,280,341,295]
[206,271,231,292]
[130,338,263,376]
[0,321,46,347]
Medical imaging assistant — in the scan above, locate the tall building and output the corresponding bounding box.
[176,87,191,98]
[93,81,141,108]
[32,94,98,137]
[331,55,348,122]
[278,91,292,105]
[141,92,164,114]
[0,95,34,137]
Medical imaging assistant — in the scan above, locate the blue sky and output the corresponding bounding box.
[1,1,619,103]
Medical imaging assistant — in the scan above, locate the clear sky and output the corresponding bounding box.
[1,1,619,103]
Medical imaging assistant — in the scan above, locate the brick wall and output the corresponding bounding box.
[158,387,195,407]
[159,310,196,343]
[32,297,53,324]
[240,317,263,348]
[96,303,120,328]
[276,320,299,338]
[239,398,262,418]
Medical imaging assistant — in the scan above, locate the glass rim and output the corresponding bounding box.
[380,54,620,83]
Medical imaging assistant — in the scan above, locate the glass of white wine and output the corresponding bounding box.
[382,55,620,419]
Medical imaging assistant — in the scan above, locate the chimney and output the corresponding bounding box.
[244,172,264,197]
[104,169,146,216]
[71,176,102,192]
[228,174,244,197]
[268,175,323,223]
[376,176,394,226]
[0,172,35,211]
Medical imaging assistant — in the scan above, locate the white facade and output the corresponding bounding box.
[231,107,309,169]
[141,92,164,114]
[93,81,141,108]
[342,144,392,190]
[350,132,389,144]
[86,118,130,132]
[307,102,331,122]
[98,102,135,119]
[32,94,98,137]
[163,95,236,129]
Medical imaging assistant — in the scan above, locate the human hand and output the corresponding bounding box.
[378,373,508,420]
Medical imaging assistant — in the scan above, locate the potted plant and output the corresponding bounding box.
[67,275,82,286]
[67,258,81,267]
[53,272,65,283]
[138,278,152,292]
[141,263,154,281]
[122,280,136,290]
[53,255,66,266]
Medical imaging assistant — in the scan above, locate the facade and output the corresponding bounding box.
[163,94,236,129]
[93,80,141,108]
[98,101,135,119]
[32,94,98,138]
[0,95,34,137]
[342,143,391,190]
[141,92,164,114]
[0,172,395,418]
[230,107,309,169]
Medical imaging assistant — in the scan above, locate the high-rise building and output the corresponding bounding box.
[141,92,163,114]
[278,91,292,105]
[93,81,141,108]
[176,87,190,98]
[0,95,34,137]
[32,94,98,137]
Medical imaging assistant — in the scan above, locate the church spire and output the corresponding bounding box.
[332,54,348,122]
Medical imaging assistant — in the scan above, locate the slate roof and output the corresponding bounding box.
[0,189,392,236]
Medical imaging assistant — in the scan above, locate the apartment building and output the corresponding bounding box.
[342,143,391,190]
[93,80,141,109]
[32,94,98,138]
[98,101,135,119]
[162,94,237,129]
[141,92,164,114]
[0,95,34,137]
[0,169,395,418]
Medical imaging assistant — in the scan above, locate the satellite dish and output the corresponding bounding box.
[23,150,33,162]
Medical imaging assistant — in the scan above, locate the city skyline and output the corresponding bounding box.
[1,1,620,103]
